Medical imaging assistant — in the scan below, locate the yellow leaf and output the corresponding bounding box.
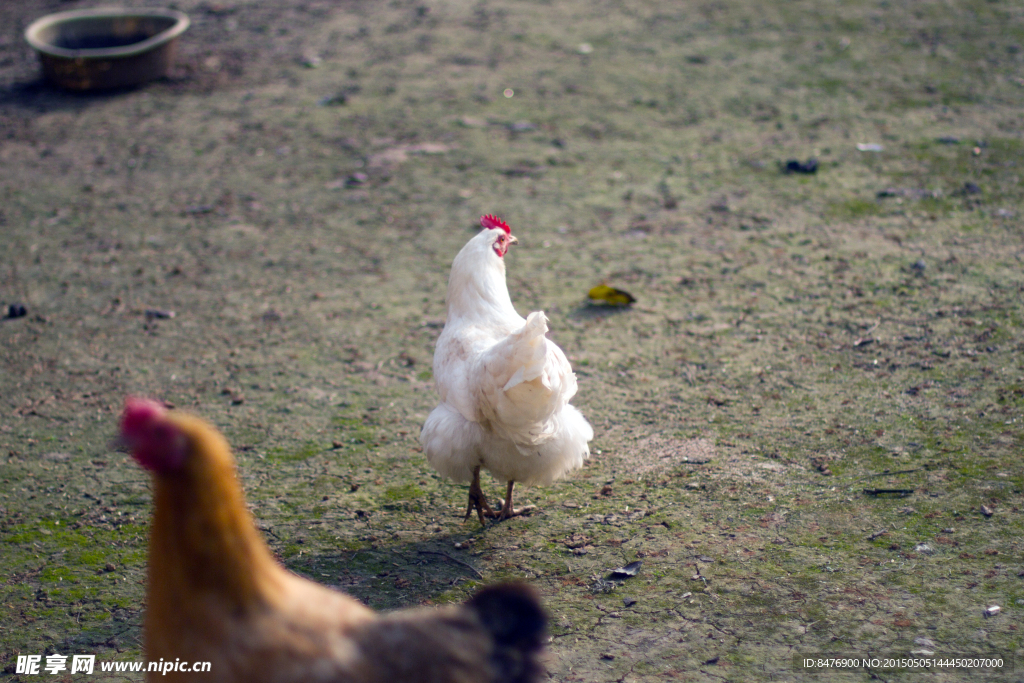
[588,284,636,306]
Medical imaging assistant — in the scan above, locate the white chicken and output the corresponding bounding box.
[421,215,593,523]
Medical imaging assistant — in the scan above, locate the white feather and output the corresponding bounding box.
[421,228,593,488]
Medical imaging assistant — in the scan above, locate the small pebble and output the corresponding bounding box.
[508,121,537,132]
[145,309,175,319]
[609,560,642,577]
[6,303,27,319]
[984,605,1000,617]
[622,597,637,607]
[782,158,818,174]
[319,93,347,106]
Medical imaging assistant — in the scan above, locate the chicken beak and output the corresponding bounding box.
[508,235,519,245]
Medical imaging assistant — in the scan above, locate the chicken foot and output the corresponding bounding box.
[465,466,496,525]
[493,481,537,521]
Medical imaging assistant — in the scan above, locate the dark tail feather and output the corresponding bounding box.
[467,583,547,683]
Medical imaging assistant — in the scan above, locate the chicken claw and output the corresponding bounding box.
[465,466,496,525]
[493,481,537,521]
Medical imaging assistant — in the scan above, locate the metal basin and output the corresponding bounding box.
[25,8,190,91]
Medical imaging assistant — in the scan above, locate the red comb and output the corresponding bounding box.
[122,396,167,437]
[121,396,187,473]
[480,214,511,235]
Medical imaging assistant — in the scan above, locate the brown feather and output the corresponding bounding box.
[133,407,546,683]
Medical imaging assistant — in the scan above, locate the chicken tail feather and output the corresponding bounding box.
[477,311,580,448]
[500,312,550,392]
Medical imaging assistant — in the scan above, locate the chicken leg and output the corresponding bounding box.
[465,466,495,525]
[494,481,537,521]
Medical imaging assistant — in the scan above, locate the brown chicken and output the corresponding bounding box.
[120,397,546,683]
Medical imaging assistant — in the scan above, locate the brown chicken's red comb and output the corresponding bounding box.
[480,214,511,235]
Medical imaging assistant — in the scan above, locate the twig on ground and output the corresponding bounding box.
[850,468,923,484]
[416,549,484,579]
[863,488,914,497]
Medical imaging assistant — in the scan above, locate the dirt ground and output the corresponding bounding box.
[2,1,1023,681]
